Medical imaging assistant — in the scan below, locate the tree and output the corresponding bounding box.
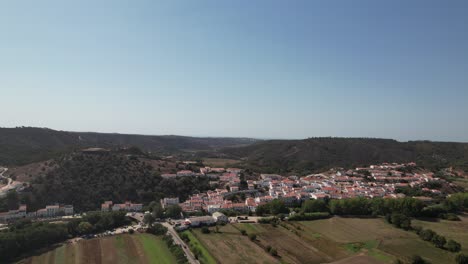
[419,229,436,241]
[165,205,182,219]
[390,213,411,230]
[431,234,446,248]
[269,199,289,215]
[201,227,210,234]
[150,202,164,219]
[147,223,168,235]
[269,247,278,256]
[447,240,461,252]
[77,221,93,235]
[6,190,19,210]
[411,255,429,264]
[456,254,468,264]
[302,199,327,213]
[143,213,155,226]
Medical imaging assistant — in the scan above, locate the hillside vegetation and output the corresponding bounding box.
[222,138,468,174]
[20,151,213,212]
[0,127,257,166]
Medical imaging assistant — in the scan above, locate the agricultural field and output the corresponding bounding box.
[413,214,468,253]
[296,217,462,264]
[186,224,277,264]
[18,233,177,264]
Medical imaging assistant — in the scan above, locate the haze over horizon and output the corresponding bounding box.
[1,1,468,142]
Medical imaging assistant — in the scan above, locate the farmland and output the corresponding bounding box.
[185,224,277,264]
[412,214,468,253]
[18,233,177,264]
[189,217,464,264]
[296,217,460,264]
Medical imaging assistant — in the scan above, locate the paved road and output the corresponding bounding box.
[162,222,199,264]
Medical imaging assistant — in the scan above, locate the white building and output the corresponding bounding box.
[161,197,180,209]
[212,212,228,223]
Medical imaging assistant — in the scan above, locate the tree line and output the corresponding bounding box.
[0,211,129,263]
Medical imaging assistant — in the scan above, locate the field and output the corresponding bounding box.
[296,217,460,264]
[18,233,177,264]
[413,214,468,253]
[202,158,240,168]
[185,224,277,264]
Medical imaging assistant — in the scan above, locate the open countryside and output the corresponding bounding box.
[180,217,468,264]
[18,234,177,264]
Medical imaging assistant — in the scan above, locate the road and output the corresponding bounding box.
[162,222,199,264]
[130,212,198,264]
[0,167,23,197]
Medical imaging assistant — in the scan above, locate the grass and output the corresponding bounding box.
[297,217,464,264]
[182,230,217,264]
[136,233,176,264]
[20,233,178,264]
[234,223,337,264]
[190,224,277,264]
[412,215,468,253]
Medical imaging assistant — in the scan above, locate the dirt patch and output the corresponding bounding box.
[80,239,102,264]
[122,235,147,263]
[99,237,118,264]
[257,225,329,264]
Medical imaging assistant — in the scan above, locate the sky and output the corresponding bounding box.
[1,0,467,142]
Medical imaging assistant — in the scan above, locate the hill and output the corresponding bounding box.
[18,151,213,212]
[222,138,468,174]
[0,127,257,166]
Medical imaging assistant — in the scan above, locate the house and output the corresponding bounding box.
[212,212,228,223]
[186,216,215,227]
[161,197,180,209]
[102,201,143,212]
[177,170,194,177]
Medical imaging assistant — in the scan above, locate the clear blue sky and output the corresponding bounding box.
[1,1,467,142]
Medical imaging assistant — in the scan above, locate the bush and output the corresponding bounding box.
[456,254,468,264]
[240,229,247,236]
[390,213,412,230]
[147,223,168,235]
[248,233,257,241]
[128,228,135,234]
[431,234,446,248]
[419,229,436,241]
[288,212,330,221]
[269,247,278,256]
[411,255,430,264]
[447,239,461,252]
[201,227,210,234]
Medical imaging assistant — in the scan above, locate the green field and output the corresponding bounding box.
[18,234,177,264]
[187,224,277,264]
[413,214,468,253]
[181,230,217,264]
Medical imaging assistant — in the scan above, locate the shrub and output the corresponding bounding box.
[248,233,257,241]
[240,229,247,236]
[201,227,210,234]
[411,255,430,264]
[447,239,461,252]
[419,229,436,241]
[456,254,468,264]
[288,212,330,221]
[431,234,446,248]
[269,247,278,256]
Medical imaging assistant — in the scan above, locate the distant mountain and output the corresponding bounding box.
[222,138,468,174]
[0,127,258,165]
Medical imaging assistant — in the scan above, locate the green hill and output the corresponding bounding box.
[222,138,468,174]
[0,127,257,166]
